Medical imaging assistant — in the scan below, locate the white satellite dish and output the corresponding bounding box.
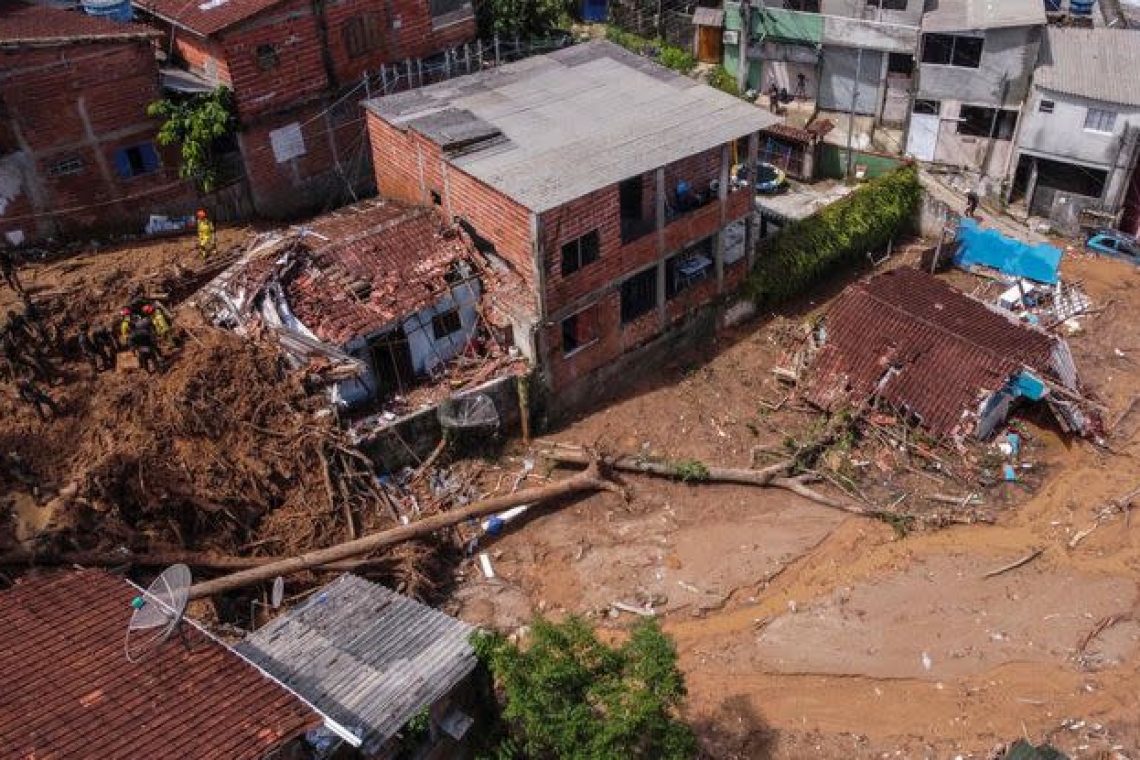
[270,576,285,609]
[124,564,192,663]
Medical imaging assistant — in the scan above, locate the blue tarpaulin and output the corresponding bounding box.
[953,219,1062,285]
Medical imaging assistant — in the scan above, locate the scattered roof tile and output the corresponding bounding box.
[802,268,1071,438]
[0,569,321,760]
[284,201,478,346]
[237,574,477,748]
[0,1,159,45]
[134,0,287,36]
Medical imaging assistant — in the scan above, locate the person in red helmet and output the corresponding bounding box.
[196,208,216,261]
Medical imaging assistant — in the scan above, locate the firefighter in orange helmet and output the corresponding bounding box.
[195,208,217,261]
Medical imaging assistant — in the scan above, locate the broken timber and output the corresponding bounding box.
[184,460,623,599]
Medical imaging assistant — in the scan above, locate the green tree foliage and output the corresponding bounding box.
[604,26,696,74]
[478,0,573,38]
[147,87,237,193]
[746,164,922,306]
[707,65,740,97]
[473,616,698,760]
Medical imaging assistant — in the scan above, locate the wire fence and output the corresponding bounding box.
[361,32,576,98]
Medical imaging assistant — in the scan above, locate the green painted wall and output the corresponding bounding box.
[722,2,762,92]
[760,8,824,44]
[819,144,904,180]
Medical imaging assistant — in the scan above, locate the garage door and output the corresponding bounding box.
[818,46,882,115]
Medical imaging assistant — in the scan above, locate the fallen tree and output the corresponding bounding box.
[539,443,991,527]
[184,459,625,599]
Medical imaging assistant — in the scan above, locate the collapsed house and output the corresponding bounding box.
[802,267,1095,441]
[201,199,534,412]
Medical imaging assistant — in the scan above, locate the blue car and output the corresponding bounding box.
[1086,229,1140,260]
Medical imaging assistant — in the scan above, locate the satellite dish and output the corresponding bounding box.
[124,564,192,663]
[270,576,285,609]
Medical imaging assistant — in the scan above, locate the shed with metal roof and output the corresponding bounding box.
[236,574,479,753]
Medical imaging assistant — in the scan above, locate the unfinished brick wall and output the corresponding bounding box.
[386,0,476,60]
[220,0,330,121]
[368,112,537,293]
[0,40,193,239]
[663,146,721,209]
[239,99,369,218]
[168,30,232,86]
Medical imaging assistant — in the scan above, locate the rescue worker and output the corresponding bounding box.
[128,313,162,374]
[15,377,58,420]
[78,323,115,372]
[142,302,173,346]
[118,307,133,347]
[6,309,37,349]
[1,323,50,382]
[91,323,117,370]
[196,209,217,261]
[0,248,23,295]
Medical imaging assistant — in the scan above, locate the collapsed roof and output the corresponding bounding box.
[802,268,1083,439]
[204,199,534,350]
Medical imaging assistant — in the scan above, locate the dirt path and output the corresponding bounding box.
[448,250,1140,758]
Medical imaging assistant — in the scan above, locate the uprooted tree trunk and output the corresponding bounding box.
[183,460,624,599]
[539,443,991,527]
[539,443,854,512]
[0,549,391,573]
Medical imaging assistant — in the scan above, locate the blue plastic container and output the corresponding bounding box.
[1069,0,1095,16]
[81,0,133,21]
[582,0,608,22]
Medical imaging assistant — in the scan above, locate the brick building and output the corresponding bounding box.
[134,0,475,218]
[365,41,778,398]
[0,2,194,244]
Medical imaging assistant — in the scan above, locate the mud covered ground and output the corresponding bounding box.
[448,248,1140,759]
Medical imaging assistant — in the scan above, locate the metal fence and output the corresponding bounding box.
[362,33,576,98]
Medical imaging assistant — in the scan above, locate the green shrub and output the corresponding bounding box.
[473,616,697,759]
[605,26,696,74]
[657,44,697,74]
[746,164,921,307]
[707,65,740,97]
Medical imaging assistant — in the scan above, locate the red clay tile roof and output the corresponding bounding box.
[802,267,1064,438]
[0,569,321,760]
[0,1,160,44]
[761,122,815,144]
[285,201,477,346]
[134,0,287,36]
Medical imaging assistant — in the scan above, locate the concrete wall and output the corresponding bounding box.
[928,99,1017,177]
[918,25,1040,107]
[1018,87,1140,169]
[358,372,525,471]
[819,0,925,26]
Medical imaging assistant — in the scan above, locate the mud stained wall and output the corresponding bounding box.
[358,373,525,471]
[544,297,720,420]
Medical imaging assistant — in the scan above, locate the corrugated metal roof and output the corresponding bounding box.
[923,0,1045,32]
[1035,26,1140,107]
[802,268,1070,439]
[0,0,159,44]
[0,569,321,760]
[692,7,724,27]
[366,41,779,213]
[236,574,478,748]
